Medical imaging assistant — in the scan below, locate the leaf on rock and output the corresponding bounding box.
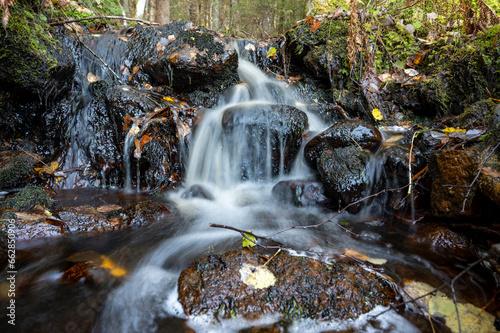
[99,255,127,277]
[372,108,384,121]
[242,231,257,248]
[266,46,277,58]
[310,19,322,33]
[35,161,59,176]
[86,72,99,83]
[443,127,466,135]
[239,263,276,289]
[117,36,128,42]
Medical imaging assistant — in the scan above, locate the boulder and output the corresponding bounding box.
[178,248,396,320]
[304,120,382,169]
[143,27,238,91]
[221,103,308,180]
[56,206,119,233]
[429,149,478,218]
[271,180,332,207]
[316,146,371,213]
[0,151,38,190]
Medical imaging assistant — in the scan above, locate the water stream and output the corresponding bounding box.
[2,36,497,333]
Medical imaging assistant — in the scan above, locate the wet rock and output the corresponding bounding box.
[96,205,123,217]
[0,186,54,211]
[478,148,500,208]
[57,206,118,233]
[182,184,214,200]
[429,149,479,218]
[304,120,382,169]
[10,220,63,240]
[272,180,332,207]
[316,146,370,213]
[406,223,475,259]
[121,200,170,227]
[178,248,396,320]
[143,27,238,91]
[134,116,181,191]
[0,151,38,190]
[221,103,308,179]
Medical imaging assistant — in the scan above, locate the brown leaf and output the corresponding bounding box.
[139,134,152,148]
[482,166,500,178]
[156,41,165,52]
[305,16,314,24]
[123,115,132,132]
[117,36,128,42]
[132,66,140,74]
[414,51,425,65]
[310,19,322,33]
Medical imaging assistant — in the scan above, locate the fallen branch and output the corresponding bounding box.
[49,15,159,26]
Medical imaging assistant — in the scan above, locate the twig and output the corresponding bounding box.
[49,16,159,26]
[72,29,124,85]
[263,249,281,267]
[461,140,500,212]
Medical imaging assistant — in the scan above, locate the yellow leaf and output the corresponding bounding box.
[242,231,257,248]
[372,108,383,121]
[99,255,127,277]
[266,46,276,58]
[162,96,175,103]
[35,161,59,176]
[443,127,466,135]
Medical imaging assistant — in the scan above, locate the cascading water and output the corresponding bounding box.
[97,54,420,332]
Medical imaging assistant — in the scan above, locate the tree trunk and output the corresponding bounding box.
[156,0,170,25]
[212,0,219,31]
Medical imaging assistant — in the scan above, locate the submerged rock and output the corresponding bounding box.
[304,120,382,169]
[181,184,214,200]
[120,200,170,227]
[178,248,396,320]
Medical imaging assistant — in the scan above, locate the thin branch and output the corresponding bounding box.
[72,28,124,85]
[49,15,159,26]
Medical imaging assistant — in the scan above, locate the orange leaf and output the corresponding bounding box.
[132,66,140,74]
[310,19,322,33]
[123,115,131,132]
[139,135,152,148]
[305,16,314,24]
[134,138,140,150]
[482,166,500,178]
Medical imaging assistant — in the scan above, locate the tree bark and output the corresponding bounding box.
[212,0,219,31]
[156,0,170,25]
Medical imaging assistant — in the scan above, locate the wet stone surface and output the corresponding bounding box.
[178,248,396,321]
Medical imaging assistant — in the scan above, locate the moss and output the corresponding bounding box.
[0,186,54,211]
[0,1,60,95]
[0,153,36,190]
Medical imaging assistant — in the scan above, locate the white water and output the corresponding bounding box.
[99,57,419,332]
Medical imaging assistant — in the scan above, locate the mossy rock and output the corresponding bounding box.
[0,1,75,102]
[1,186,54,211]
[0,151,38,190]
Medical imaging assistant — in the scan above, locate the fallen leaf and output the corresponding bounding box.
[310,19,322,33]
[266,46,277,58]
[132,66,140,74]
[35,161,59,176]
[404,281,495,333]
[117,36,128,42]
[482,166,500,178]
[99,255,127,277]
[443,127,466,135]
[156,41,165,52]
[86,72,99,83]
[240,263,276,289]
[344,249,387,265]
[372,108,383,121]
[305,16,314,24]
[404,68,419,77]
[242,231,257,248]
[139,134,152,148]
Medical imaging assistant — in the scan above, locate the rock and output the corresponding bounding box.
[221,103,308,180]
[121,200,170,227]
[143,27,238,91]
[0,186,54,211]
[478,148,500,208]
[429,149,478,218]
[134,116,181,191]
[56,206,118,233]
[316,146,371,213]
[178,248,396,320]
[182,184,214,200]
[304,120,382,169]
[271,180,332,207]
[0,151,38,190]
